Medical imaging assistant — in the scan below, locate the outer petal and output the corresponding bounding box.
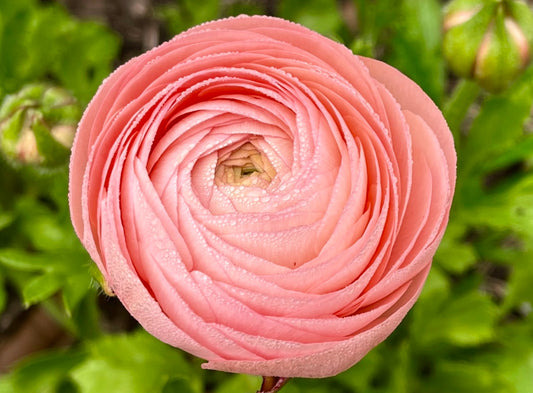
[360,57,457,187]
[69,15,456,379]
[202,264,431,378]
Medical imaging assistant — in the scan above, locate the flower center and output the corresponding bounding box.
[215,142,276,188]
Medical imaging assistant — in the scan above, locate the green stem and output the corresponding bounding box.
[443,79,481,144]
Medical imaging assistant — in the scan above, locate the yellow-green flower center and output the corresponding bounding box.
[215,142,276,188]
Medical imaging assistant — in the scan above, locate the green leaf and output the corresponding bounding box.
[0,249,53,272]
[462,173,533,237]
[386,341,413,393]
[74,360,146,393]
[0,243,92,313]
[213,374,261,393]
[0,377,15,393]
[13,6,68,83]
[156,0,219,36]
[69,290,101,339]
[386,0,444,103]
[0,4,34,91]
[434,220,478,274]
[461,67,533,173]
[61,272,92,318]
[335,348,381,392]
[8,348,87,393]
[284,378,336,393]
[502,248,533,313]
[350,0,402,58]
[22,272,64,306]
[278,0,344,39]
[52,22,120,106]
[0,0,119,102]
[0,0,36,20]
[443,319,533,393]
[161,377,198,393]
[411,265,450,336]
[417,266,450,304]
[443,79,481,140]
[0,248,86,275]
[487,321,533,393]
[0,271,6,314]
[220,0,265,17]
[482,134,533,173]
[184,0,219,26]
[0,210,13,231]
[414,290,497,348]
[426,360,511,393]
[71,330,197,393]
[11,194,79,252]
[21,211,76,252]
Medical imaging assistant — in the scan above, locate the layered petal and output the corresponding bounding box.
[69,15,456,378]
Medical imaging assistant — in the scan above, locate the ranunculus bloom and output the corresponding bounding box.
[69,15,456,378]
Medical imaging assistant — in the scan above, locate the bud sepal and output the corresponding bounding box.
[443,0,533,92]
[0,83,80,169]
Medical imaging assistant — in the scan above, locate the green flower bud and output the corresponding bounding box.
[0,83,80,169]
[443,0,533,92]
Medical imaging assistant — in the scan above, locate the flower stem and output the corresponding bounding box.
[443,79,481,144]
[257,376,290,393]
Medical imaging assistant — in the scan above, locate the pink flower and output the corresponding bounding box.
[69,15,456,378]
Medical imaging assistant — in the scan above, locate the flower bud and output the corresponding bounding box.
[443,0,533,92]
[0,84,81,168]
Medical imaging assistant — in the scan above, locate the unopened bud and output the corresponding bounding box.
[443,0,533,92]
[0,84,81,169]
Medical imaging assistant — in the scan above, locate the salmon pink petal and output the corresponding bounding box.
[69,15,456,378]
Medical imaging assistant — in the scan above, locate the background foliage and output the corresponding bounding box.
[0,0,532,392]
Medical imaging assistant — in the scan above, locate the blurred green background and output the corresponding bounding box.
[0,0,532,392]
